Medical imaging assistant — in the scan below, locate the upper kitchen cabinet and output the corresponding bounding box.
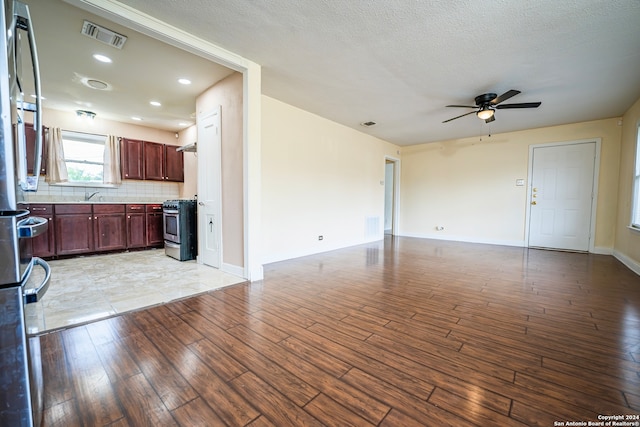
[121,139,184,182]
[120,138,144,180]
[165,145,184,182]
[144,141,164,181]
[24,123,47,176]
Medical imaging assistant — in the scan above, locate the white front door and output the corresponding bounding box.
[528,142,596,251]
[197,108,222,268]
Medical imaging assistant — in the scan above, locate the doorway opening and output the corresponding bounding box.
[384,157,400,236]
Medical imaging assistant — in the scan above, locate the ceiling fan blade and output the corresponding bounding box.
[442,111,476,123]
[495,102,541,109]
[485,115,495,123]
[445,104,477,108]
[491,89,521,105]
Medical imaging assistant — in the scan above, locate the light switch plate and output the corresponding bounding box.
[516,179,525,186]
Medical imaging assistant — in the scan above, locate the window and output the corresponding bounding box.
[61,131,107,183]
[633,124,640,229]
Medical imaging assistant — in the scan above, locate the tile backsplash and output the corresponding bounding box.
[23,176,180,203]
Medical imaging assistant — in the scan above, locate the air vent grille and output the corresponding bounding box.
[81,21,127,49]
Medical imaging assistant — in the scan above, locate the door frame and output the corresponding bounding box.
[384,156,401,236]
[524,138,601,252]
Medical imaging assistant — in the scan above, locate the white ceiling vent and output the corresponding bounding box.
[81,21,127,49]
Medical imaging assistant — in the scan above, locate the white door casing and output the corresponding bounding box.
[197,107,222,268]
[527,141,598,252]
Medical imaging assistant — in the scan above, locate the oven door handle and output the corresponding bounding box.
[163,209,179,215]
[23,258,51,304]
[17,215,48,238]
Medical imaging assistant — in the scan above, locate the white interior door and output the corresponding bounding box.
[528,142,596,251]
[197,108,222,268]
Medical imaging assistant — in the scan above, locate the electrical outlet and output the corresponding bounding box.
[318,235,323,241]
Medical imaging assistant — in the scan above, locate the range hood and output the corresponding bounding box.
[177,142,197,153]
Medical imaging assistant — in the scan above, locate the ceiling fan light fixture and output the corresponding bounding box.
[476,107,494,120]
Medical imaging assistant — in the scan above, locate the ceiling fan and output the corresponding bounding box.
[442,89,541,123]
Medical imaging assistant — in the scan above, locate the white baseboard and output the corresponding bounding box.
[262,236,382,265]
[222,262,246,279]
[591,246,613,255]
[398,232,525,248]
[612,250,640,276]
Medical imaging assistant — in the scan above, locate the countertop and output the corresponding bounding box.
[25,200,164,205]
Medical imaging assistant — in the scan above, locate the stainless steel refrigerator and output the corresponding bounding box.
[0,0,51,425]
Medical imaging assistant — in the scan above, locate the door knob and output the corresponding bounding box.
[531,201,537,205]
[198,202,205,206]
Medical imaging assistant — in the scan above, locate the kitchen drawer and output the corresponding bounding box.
[126,204,145,213]
[54,204,92,215]
[93,204,125,214]
[146,204,163,213]
[28,204,53,215]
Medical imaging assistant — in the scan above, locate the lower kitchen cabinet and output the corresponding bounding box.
[93,204,126,252]
[146,204,163,247]
[54,204,94,256]
[28,204,55,258]
[44,203,163,257]
[126,204,146,248]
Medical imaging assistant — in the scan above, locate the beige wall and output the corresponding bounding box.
[400,118,622,251]
[614,95,640,272]
[178,124,198,199]
[196,72,244,268]
[43,108,179,145]
[261,96,400,263]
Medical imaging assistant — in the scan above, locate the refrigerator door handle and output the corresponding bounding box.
[15,1,43,191]
[23,258,51,304]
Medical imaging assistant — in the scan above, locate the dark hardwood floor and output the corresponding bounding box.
[39,236,640,426]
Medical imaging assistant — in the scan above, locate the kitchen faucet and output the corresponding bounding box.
[85,191,100,201]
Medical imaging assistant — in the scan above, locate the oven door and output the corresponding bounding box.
[163,209,181,243]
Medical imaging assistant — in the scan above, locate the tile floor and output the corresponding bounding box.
[23,249,246,334]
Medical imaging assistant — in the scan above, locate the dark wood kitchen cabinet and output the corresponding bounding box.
[54,204,94,256]
[121,139,184,182]
[93,204,126,252]
[164,145,184,182]
[24,123,47,176]
[143,141,164,181]
[120,138,144,180]
[146,204,163,247]
[28,204,55,258]
[126,204,146,248]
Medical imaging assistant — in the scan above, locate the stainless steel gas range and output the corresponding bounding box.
[162,199,197,261]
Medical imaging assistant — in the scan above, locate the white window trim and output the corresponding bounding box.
[59,130,109,187]
[631,122,640,230]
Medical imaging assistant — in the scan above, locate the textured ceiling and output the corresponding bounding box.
[46,0,640,145]
[24,0,234,131]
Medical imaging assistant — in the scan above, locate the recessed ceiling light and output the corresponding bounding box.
[178,78,191,85]
[131,116,142,121]
[149,101,161,107]
[178,122,190,127]
[86,79,109,90]
[93,54,112,63]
